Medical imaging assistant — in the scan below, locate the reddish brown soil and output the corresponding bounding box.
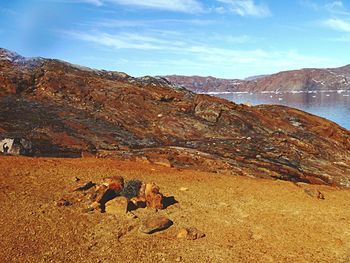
[1,156,350,262]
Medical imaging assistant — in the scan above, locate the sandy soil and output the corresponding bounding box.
[1,156,350,263]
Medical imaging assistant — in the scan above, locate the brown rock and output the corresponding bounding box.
[145,183,164,209]
[106,175,124,192]
[105,196,129,215]
[177,227,205,240]
[139,216,173,234]
[304,188,325,199]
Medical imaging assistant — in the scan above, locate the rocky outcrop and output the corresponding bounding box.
[164,65,350,93]
[0,48,350,187]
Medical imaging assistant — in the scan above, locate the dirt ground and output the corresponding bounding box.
[1,156,350,263]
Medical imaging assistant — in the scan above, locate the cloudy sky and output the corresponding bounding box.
[1,0,350,78]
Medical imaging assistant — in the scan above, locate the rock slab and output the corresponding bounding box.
[139,216,173,234]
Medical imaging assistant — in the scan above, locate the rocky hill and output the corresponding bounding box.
[0,48,350,187]
[162,75,243,93]
[165,65,350,93]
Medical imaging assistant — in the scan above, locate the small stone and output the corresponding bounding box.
[105,196,129,215]
[177,227,205,240]
[179,187,188,191]
[176,229,189,239]
[56,198,72,207]
[175,256,182,262]
[304,188,325,199]
[139,216,173,234]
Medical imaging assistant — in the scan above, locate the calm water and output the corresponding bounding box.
[215,90,350,130]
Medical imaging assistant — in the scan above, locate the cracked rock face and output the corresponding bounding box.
[0,48,349,186]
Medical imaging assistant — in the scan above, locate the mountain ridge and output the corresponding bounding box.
[164,64,350,93]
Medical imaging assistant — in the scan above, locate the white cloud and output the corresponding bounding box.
[86,19,215,28]
[216,0,271,17]
[64,31,188,50]
[301,0,349,14]
[107,0,204,13]
[63,29,342,78]
[55,0,203,12]
[323,18,350,32]
[325,1,343,10]
[55,0,104,6]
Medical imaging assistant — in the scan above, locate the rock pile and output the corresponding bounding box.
[75,176,166,213]
[61,176,205,237]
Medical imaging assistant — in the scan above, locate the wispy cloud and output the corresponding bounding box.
[63,29,341,78]
[64,31,188,50]
[323,18,350,32]
[0,6,17,15]
[107,0,204,13]
[53,0,103,6]
[301,0,349,15]
[216,0,271,17]
[54,0,203,12]
[84,19,215,29]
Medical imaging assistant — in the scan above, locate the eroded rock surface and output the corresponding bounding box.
[0,48,350,186]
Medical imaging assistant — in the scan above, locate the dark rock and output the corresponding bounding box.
[120,180,142,199]
[74,181,96,191]
[56,198,72,207]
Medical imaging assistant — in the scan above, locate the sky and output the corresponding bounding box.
[0,0,350,79]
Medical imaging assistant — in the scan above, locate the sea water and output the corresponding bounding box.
[214,90,350,130]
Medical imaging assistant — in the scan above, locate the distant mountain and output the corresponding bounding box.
[164,65,350,93]
[162,75,243,93]
[244,74,268,81]
[1,48,350,187]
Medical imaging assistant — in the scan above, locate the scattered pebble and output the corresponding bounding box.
[177,227,205,240]
[175,256,182,262]
[55,198,72,207]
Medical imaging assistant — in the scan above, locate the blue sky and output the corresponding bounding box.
[1,0,350,78]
